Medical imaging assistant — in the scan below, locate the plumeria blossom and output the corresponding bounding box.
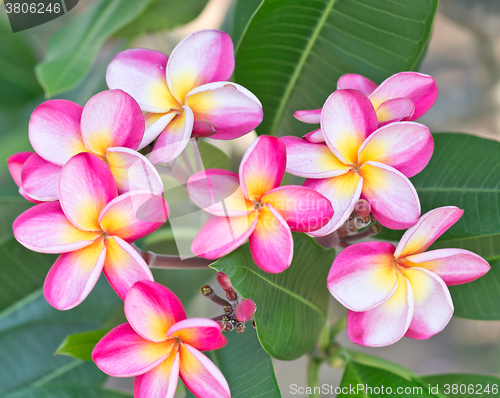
[93,281,230,398]
[187,135,334,273]
[327,206,490,347]
[13,153,168,310]
[283,89,433,234]
[295,72,438,143]
[9,89,162,202]
[106,29,263,164]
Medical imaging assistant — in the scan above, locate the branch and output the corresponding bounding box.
[133,244,212,269]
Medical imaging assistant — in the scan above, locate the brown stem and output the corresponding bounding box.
[133,244,211,269]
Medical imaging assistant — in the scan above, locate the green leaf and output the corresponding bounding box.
[234,0,438,137]
[199,140,231,170]
[4,385,133,398]
[115,0,210,38]
[35,0,154,97]
[212,233,335,360]
[422,374,500,397]
[230,0,263,46]
[209,328,281,397]
[377,133,500,320]
[55,328,112,361]
[0,277,122,395]
[0,198,32,242]
[0,21,42,106]
[339,361,436,397]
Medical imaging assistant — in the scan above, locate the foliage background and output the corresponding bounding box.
[0,0,500,397]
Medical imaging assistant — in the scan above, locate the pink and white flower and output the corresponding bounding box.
[11,89,162,202]
[295,71,438,142]
[187,135,334,273]
[283,89,433,233]
[327,206,491,347]
[93,281,230,398]
[13,153,168,310]
[106,29,263,164]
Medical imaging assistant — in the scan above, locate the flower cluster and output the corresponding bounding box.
[7,28,492,398]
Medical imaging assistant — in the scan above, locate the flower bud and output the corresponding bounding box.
[355,199,370,218]
[235,299,256,322]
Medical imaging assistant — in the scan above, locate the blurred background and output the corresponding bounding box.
[1,0,499,396]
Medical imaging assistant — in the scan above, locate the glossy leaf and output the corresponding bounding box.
[231,0,263,47]
[234,0,439,137]
[56,328,112,361]
[6,385,133,398]
[212,233,335,360]
[208,327,281,397]
[35,0,154,97]
[377,133,500,320]
[115,0,210,38]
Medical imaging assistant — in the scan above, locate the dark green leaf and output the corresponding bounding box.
[209,327,281,397]
[234,0,439,137]
[115,0,210,38]
[230,0,263,47]
[199,140,231,170]
[0,21,42,106]
[0,198,32,242]
[422,374,500,397]
[55,328,112,361]
[36,0,154,97]
[212,233,335,360]
[4,385,133,398]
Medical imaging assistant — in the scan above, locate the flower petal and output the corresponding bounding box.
[149,106,194,164]
[401,267,453,340]
[134,351,180,398]
[185,81,262,140]
[59,152,118,231]
[179,344,231,398]
[337,74,378,96]
[347,272,414,347]
[106,48,180,113]
[359,161,420,229]
[106,147,164,195]
[369,72,438,120]
[192,213,258,259]
[402,248,491,286]
[140,112,176,150]
[14,201,99,253]
[125,280,186,343]
[167,30,234,103]
[294,108,321,124]
[44,239,105,310]
[81,90,145,155]
[29,100,87,166]
[303,129,325,143]
[394,206,464,258]
[187,169,252,217]
[375,97,414,126]
[103,236,154,300]
[99,192,168,242]
[358,122,433,178]
[92,323,176,377]
[21,153,61,201]
[303,171,363,236]
[262,185,334,232]
[249,204,293,273]
[327,241,398,312]
[281,136,350,178]
[239,135,286,200]
[321,89,378,164]
[7,152,33,187]
[167,318,227,351]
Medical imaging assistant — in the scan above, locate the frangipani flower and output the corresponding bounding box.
[327,207,490,347]
[12,89,162,202]
[295,71,438,142]
[13,153,168,310]
[106,29,263,164]
[187,135,334,273]
[93,281,230,398]
[283,89,433,234]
